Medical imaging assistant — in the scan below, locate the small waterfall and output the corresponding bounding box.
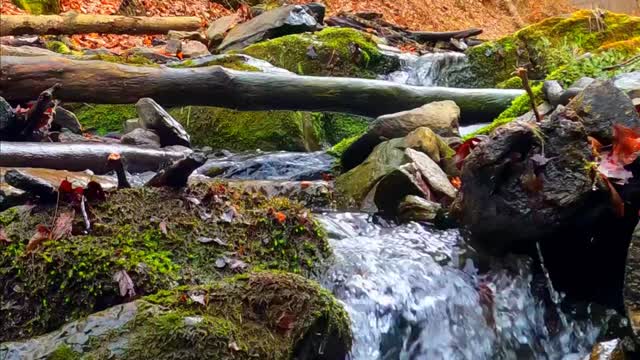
[382,52,472,87]
[317,213,604,360]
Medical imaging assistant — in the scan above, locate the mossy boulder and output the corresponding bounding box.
[0,272,352,360]
[0,184,330,342]
[241,27,398,78]
[465,33,640,139]
[467,10,640,87]
[12,0,59,14]
[69,104,137,135]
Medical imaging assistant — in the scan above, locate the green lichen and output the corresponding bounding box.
[12,0,59,14]
[0,185,331,342]
[241,27,397,78]
[168,55,260,72]
[45,41,71,55]
[467,10,640,87]
[70,104,137,135]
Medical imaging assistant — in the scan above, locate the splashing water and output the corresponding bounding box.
[382,52,472,87]
[316,212,603,360]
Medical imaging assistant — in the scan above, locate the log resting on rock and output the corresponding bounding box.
[0,56,525,122]
[0,14,201,36]
[0,142,190,174]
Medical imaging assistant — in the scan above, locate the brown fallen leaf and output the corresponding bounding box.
[276,312,296,334]
[159,220,168,236]
[26,225,51,253]
[113,270,136,297]
[0,227,10,244]
[50,210,75,241]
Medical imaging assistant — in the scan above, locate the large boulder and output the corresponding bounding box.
[52,106,82,134]
[136,98,191,148]
[0,272,352,360]
[218,4,323,52]
[341,101,460,171]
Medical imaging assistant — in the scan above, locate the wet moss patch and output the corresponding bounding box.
[0,184,330,342]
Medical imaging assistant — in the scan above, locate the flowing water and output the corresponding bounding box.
[316,212,604,360]
[382,52,473,88]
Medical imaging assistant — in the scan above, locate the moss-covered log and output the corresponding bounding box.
[0,184,331,341]
[0,142,190,174]
[0,14,201,36]
[0,56,524,121]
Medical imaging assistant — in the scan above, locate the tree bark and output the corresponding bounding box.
[409,28,483,42]
[0,142,190,174]
[0,56,524,122]
[0,14,201,36]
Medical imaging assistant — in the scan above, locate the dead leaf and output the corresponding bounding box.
[228,258,247,271]
[26,225,51,253]
[0,227,10,244]
[197,236,227,246]
[188,290,207,306]
[531,153,550,167]
[113,270,136,297]
[598,152,633,185]
[221,206,238,223]
[159,221,168,235]
[276,312,296,333]
[228,341,240,352]
[612,124,640,165]
[50,211,75,241]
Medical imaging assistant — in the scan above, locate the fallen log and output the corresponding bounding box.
[0,56,525,122]
[409,28,483,42]
[0,142,190,174]
[0,14,201,36]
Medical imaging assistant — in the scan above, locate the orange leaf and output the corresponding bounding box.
[450,177,461,189]
[612,124,640,165]
[26,225,51,253]
[274,211,286,224]
[587,136,602,157]
[176,50,184,60]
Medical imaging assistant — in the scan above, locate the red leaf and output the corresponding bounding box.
[276,312,296,334]
[51,211,74,241]
[26,224,51,253]
[85,181,106,202]
[59,179,73,193]
[455,137,482,169]
[611,124,640,166]
[273,211,286,224]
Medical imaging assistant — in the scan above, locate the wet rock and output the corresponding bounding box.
[342,101,459,170]
[181,40,211,58]
[373,148,455,214]
[136,98,191,148]
[0,181,27,211]
[0,44,57,56]
[457,117,605,252]
[2,168,117,200]
[335,138,408,209]
[196,151,333,181]
[166,30,207,43]
[0,272,351,360]
[123,118,141,133]
[566,79,640,142]
[585,339,626,360]
[52,106,82,134]
[218,4,322,52]
[397,195,442,223]
[614,71,640,99]
[403,126,456,165]
[205,14,238,48]
[0,96,15,134]
[120,128,161,148]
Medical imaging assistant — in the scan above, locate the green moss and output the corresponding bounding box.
[496,76,523,89]
[47,345,81,360]
[84,53,156,66]
[1,186,331,342]
[327,135,359,158]
[71,104,136,134]
[321,113,370,145]
[12,0,59,14]
[168,55,260,72]
[241,27,396,78]
[126,271,352,360]
[169,106,324,151]
[0,206,21,226]
[45,41,71,55]
[467,10,640,87]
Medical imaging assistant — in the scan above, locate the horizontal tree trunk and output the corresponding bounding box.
[0,14,201,36]
[409,28,483,42]
[0,142,190,174]
[0,56,524,122]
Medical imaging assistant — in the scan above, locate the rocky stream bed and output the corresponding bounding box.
[2,3,640,360]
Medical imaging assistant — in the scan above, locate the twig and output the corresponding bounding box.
[107,153,131,189]
[514,67,542,122]
[21,83,61,137]
[603,54,640,71]
[79,195,91,231]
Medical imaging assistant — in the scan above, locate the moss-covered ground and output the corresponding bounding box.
[0,183,331,342]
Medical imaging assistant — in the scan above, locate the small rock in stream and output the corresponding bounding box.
[136,98,191,148]
[120,128,161,148]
